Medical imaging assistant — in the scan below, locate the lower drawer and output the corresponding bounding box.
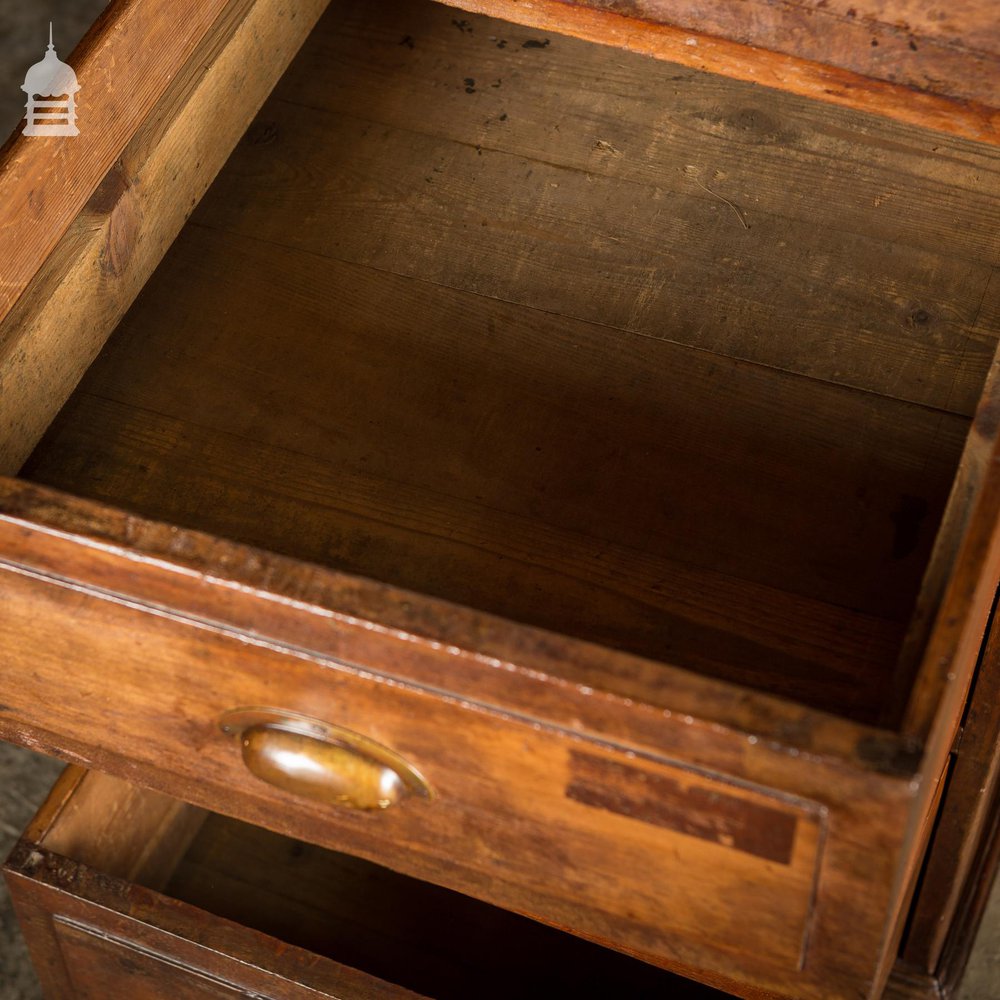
[4,767,720,999]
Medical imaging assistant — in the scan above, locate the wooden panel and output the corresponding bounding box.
[554,0,1000,108]
[191,0,1000,414]
[0,555,828,975]
[934,782,1000,996]
[0,482,916,998]
[6,769,722,998]
[0,0,330,476]
[0,0,234,324]
[54,922,266,1000]
[292,0,1000,273]
[0,478,918,765]
[904,598,1000,969]
[5,844,420,999]
[436,0,1000,144]
[865,334,1000,994]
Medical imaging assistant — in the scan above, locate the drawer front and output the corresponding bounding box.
[0,541,821,975]
[5,769,721,999]
[0,485,915,998]
[6,844,418,999]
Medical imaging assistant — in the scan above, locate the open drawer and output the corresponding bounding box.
[1,0,999,998]
[5,767,726,998]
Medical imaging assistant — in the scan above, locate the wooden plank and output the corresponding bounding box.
[0,0,233,324]
[0,476,919,768]
[290,0,1000,270]
[0,0,331,476]
[873,347,1000,993]
[900,346,1000,746]
[22,219,971,724]
[933,777,1000,996]
[903,601,1000,970]
[189,3,998,413]
[550,0,1000,110]
[5,841,423,999]
[435,0,1000,145]
[40,771,207,891]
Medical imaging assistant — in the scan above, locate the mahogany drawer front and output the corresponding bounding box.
[0,495,821,983]
[4,768,720,999]
[0,486,916,999]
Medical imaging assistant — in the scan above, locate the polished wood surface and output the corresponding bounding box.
[0,481,916,998]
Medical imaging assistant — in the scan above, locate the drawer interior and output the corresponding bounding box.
[17,0,1000,727]
[22,768,720,998]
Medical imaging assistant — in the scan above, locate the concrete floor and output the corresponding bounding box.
[1,2,1000,998]
[0,746,62,1000]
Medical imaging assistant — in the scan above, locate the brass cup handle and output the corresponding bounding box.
[219,708,433,811]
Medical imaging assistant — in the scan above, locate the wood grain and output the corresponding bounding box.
[5,844,422,999]
[553,0,1000,108]
[0,481,917,998]
[23,221,969,724]
[0,478,916,767]
[6,768,724,998]
[0,554,829,975]
[0,0,234,324]
[21,2,991,726]
[868,352,1000,992]
[291,0,1000,272]
[192,3,1000,413]
[0,2,996,995]
[903,601,1000,970]
[0,0,330,476]
[167,810,724,998]
[436,0,1000,144]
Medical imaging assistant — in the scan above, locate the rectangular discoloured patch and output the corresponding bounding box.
[566,751,799,865]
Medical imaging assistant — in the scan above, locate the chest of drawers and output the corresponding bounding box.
[2,1,999,997]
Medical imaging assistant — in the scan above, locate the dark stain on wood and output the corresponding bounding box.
[246,121,279,146]
[565,752,798,865]
[854,734,924,776]
[891,495,929,560]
